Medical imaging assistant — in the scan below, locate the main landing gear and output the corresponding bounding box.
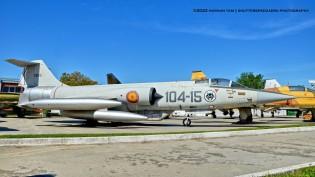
[238,108,253,124]
[182,117,192,126]
[211,111,217,118]
[222,109,234,118]
[229,109,234,119]
[311,109,315,122]
[84,119,99,126]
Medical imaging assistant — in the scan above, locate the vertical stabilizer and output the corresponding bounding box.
[6,59,62,88]
[191,70,208,81]
[264,79,281,89]
[107,73,122,84]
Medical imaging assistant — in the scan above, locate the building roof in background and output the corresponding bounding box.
[0,77,19,83]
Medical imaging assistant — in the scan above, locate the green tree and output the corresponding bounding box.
[60,71,98,86]
[236,72,265,89]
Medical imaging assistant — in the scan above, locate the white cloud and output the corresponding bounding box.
[151,19,315,40]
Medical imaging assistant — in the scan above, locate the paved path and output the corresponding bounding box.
[0,131,314,177]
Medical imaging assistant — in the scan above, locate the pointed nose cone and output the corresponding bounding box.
[257,91,295,104]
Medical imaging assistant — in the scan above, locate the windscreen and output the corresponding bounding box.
[210,78,230,87]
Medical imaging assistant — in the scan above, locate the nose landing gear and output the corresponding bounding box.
[182,117,192,126]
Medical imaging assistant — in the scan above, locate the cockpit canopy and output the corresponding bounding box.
[209,78,246,88]
[289,86,315,92]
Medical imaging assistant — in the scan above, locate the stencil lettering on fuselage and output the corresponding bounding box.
[165,91,202,103]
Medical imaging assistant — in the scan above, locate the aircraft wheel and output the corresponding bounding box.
[311,110,315,122]
[85,119,98,126]
[229,110,234,119]
[0,111,7,118]
[260,111,264,118]
[271,112,275,118]
[182,118,191,126]
[296,110,301,118]
[15,107,26,118]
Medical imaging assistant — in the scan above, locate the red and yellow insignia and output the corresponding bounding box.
[126,91,139,103]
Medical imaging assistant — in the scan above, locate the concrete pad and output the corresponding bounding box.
[0,131,314,177]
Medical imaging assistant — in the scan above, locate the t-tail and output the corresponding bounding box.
[6,59,63,88]
[264,79,281,89]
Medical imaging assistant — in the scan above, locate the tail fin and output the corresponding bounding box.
[309,80,315,88]
[264,79,281,89]
[191,70,208,81]
[107,73,121,84]
[6,59,62,88]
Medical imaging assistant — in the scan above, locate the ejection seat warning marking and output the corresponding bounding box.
[165,91,202,103]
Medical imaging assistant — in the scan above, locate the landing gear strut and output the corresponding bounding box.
[311,109,315,122]
[296,110,302,118]
[238,108,253,124]
[182,118,191,126]
[211,111,216,118]
[260,111,264,118]
[229,109,234,119]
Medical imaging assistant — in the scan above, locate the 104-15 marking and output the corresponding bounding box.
[165,91,202,103]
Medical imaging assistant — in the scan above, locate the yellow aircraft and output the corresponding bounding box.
[264,79,315,121]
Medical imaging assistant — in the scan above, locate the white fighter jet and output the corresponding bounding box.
[7,59,294,126]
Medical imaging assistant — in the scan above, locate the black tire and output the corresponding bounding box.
[14,107,26,118]
[182,119,186,126]
[296,110,301,118]
[247,115,253,123]
[187,119,192,126]
[182,118,191,126]
[311,110,315,122]
[85,119,98,126]
[17,109,26,118]
[0,112,7,118]
[229,110,234,119]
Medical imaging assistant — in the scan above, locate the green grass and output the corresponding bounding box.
[0,123,314,139]
[265,166,315,177]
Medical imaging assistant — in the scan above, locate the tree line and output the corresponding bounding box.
[60,71,265,89]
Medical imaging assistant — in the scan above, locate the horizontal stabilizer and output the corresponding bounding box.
[6,58,62,88]
[6,59,37,67]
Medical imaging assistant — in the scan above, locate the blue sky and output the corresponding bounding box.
[0,0,314,86]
